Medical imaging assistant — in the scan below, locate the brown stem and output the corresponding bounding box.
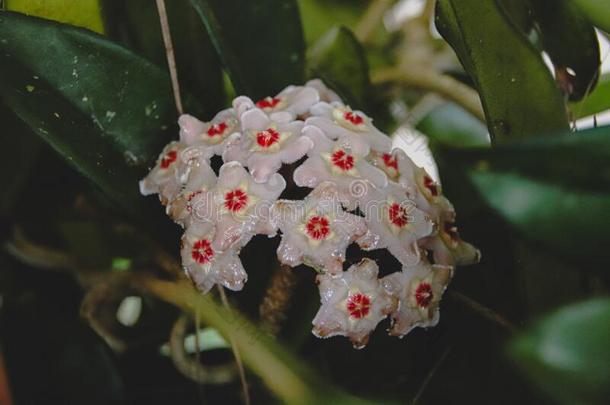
[449,291,517,333]
[354,0,394,44]
[155,0,184,115]
[259,265,298,336]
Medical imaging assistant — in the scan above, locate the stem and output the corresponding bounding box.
[4,226,75,271]
[259,265,298,335]
[372,67,486,122]
[449,291,517,333]
[155,0,184,115]
[354,0,393,44]
[217,285,250,405]
[411,345,452,404]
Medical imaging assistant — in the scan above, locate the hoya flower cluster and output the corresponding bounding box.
[140,79,480,348]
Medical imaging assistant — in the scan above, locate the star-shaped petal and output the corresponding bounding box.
[140,141,189,205]
[312,259,396,348]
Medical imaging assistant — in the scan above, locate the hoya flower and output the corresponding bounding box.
[272,182,367,274]
[186,161,286,251]
[140,141,188,205]
[312,259,396,348]
[420,220,481,266]
[178,109,239,162]
[222,108,313,183]
[167,158,217,228]
[293,125,387,209]
[357,183,434,266]
[181,222,248,294]
[381,262,453,336]
[306,101,392,155]
[305,79,342,103]
[253,84,320,121]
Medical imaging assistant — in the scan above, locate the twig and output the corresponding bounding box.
[259,265,298,335]
[4,226,75,271]
[354,0,393,44]
[411,345,452,404]
[372,67,486,122]
[169,313,237,385]
[217,286,251,405]
[155,0,184,115]
[449,291,517,333]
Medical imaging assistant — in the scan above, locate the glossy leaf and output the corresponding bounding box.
[572,0,610,33]
[189,0,305,99]
[307,26,369,107]
[442,125,610,263]
[510,298,610,404]
[416,102,490,148]
[435,0,569,140]
[5,0,104,33]
[531,0,600,101]
[0,12,180,216]
[570,73,610,118]
[102,0,225,118]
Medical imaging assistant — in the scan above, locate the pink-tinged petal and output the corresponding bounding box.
[312,259,396,348]
[306,79,342,103]
[381,262,453,337]
[273,182,366,275]
[180,224,248,294]
[232,96,255,117]
[240,108,271,131]
[140,141,186,204]
[178,114,206,145]
[167,159,217,227]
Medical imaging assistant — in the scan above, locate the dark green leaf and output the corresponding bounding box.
[0,12,179,217]
[442,125,610,264]
[416,102,490,148]
[307,26,369,107]
[510,298,610,404]
[572,0,610,33]
[531,0,600,101]
[570,73,610,118]
[102,0,225,117]
[189,0,305,99]
[435,0,569,140]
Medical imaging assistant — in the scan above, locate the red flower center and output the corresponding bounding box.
[347,293,371,319]
[343,111,364,125]
[224,188,249,213]
[331,149,355,171]
[256,97,281,109]
[388,202,410,228]
[191,239,214,264]
[423,175,439,197]
[415,282,433,308]
[256,128,280,148]
[160,150,178,169]
[382,153,398,171]
[305,215,331,240]
[207,122,228,137]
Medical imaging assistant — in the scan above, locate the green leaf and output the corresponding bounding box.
[442,125,610,264]
[416,102,490,148]
[102,0,225,117]
[307,26,369,107]
[298,0,362,45]
[189,0,305,99]
[0,12,179,217]
[5,0,104,33]
[435,0,569,140]
[570,73,610,118]
[510,298,610,404]
[531,0,600,101]
[572,0,610,33]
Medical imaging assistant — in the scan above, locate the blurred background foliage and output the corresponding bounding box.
[0,0,609,404]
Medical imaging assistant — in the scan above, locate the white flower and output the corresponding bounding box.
[272,182,367,274]
[253,84,320,121]
[293,125,388,209]
[186,161,286,251]
[357,182,434,266]
[420,221,481,266]
[222,108,313,183]
[305,79,342,103]
[312,259,396,348]
[139,141,188,205]
[181,222,248,294]
[178,109,239,161]
[381,262,453,337]
[306,102,392,155]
